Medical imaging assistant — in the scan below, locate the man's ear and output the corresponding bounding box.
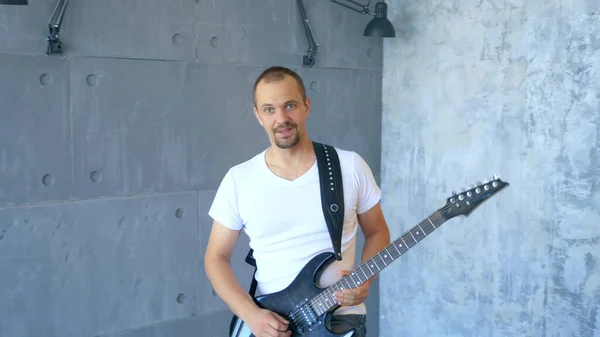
[305,97,311,117]
[253,107,263,127]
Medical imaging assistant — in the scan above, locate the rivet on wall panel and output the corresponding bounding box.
[175,208,185,218]
[39,74,52,86]
[176,293,185,304]
[90,171,101,183]
[42,174,54,186]
[210,37,219,48]
[310,81,318,92]
[172,33,182,46]
[86,74,98,87]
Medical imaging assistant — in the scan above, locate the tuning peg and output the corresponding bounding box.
[452,190,457,196]
[493,174,500,180]
[483,179,489,184]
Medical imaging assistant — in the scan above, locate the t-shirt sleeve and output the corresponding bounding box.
[353,152,382,214]
[208,168,244,230]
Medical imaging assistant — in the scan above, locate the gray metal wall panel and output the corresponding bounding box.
[298,66,382,174]
[0,54,71,207]
[96,309,233,337]
[61,0,197,61]
[0,192,200,337]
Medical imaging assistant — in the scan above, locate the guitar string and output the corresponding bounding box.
[286,209,451,332]
[286,212,446,332]
[308,210,446,312]
[285,213,444,333]
[286,184,501,331]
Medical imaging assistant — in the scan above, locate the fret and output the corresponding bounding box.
[385,247,394,261]
[358,266,369,280]
[364,261,375,275]
[400,236,410,250]
[349,273,359,287]
[318,302,327,315]
[377,253,387,267]
[411,226,426,242]
[426,216,436,230]
[392,242,402,255]
[352,269,362,283]
[343,278,352,289]
[408,229,419,243]
[369,258,380,272]
[406,231,419,246]
[417,224,426,235]
[395,239,407,254]
[387,244,402,260]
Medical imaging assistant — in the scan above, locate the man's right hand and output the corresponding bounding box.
[246,308,292,337]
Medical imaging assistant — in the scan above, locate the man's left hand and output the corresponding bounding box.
[333,270,371,307]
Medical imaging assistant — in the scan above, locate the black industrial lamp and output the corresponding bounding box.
[331,0,396,37]
[296,0,396,67]
[0,0,28,4]
[362,1,395,37]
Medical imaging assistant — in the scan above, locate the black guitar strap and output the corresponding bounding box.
[243,141,344,297]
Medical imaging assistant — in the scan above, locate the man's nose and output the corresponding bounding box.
[274,108,291,122]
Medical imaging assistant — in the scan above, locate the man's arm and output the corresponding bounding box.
[204,221,257,319]
[357,201,391,286]
[204,221,291,337]
[333,202,390,306]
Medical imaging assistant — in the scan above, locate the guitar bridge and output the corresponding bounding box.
[289,298,320,334]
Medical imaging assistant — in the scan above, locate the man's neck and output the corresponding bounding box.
[265,137,315,180]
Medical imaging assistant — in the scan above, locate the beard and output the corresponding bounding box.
[273,122,300,149]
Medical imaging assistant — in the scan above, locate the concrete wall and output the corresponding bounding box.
[381,0,599,336]
[0,1,383,336]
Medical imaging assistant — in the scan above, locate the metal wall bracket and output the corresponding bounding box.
[46,0,68,55]
[296,0,319,67]
[330,0,371,15]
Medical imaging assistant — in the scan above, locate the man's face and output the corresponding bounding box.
[253,75,310,149]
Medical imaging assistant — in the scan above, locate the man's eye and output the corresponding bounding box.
[286,104,295,109]
[265,108,273,113]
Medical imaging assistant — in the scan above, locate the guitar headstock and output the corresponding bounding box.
[440,175,509,220]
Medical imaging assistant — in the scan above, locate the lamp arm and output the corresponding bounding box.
[46,0,68,54]
[330,0,373,15]
[296,0,319,67]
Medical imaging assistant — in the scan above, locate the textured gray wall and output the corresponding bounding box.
[0,1,383,336]
[381,0,599,336]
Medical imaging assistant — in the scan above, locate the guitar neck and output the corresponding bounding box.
[309,209,448,316]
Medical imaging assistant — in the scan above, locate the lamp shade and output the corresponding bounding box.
[0,0,28,4]
[364,1,395,37]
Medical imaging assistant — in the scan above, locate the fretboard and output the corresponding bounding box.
[309,210,447,316]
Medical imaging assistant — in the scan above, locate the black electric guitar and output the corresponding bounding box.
[230,176,509,337]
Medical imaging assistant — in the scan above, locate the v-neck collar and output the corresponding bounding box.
[261,150,317,186]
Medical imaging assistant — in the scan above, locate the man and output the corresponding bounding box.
[204,66,390,337]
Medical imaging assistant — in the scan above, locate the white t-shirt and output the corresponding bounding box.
[208,146,381,315]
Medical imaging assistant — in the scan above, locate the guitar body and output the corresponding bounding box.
[229,252,357,337]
